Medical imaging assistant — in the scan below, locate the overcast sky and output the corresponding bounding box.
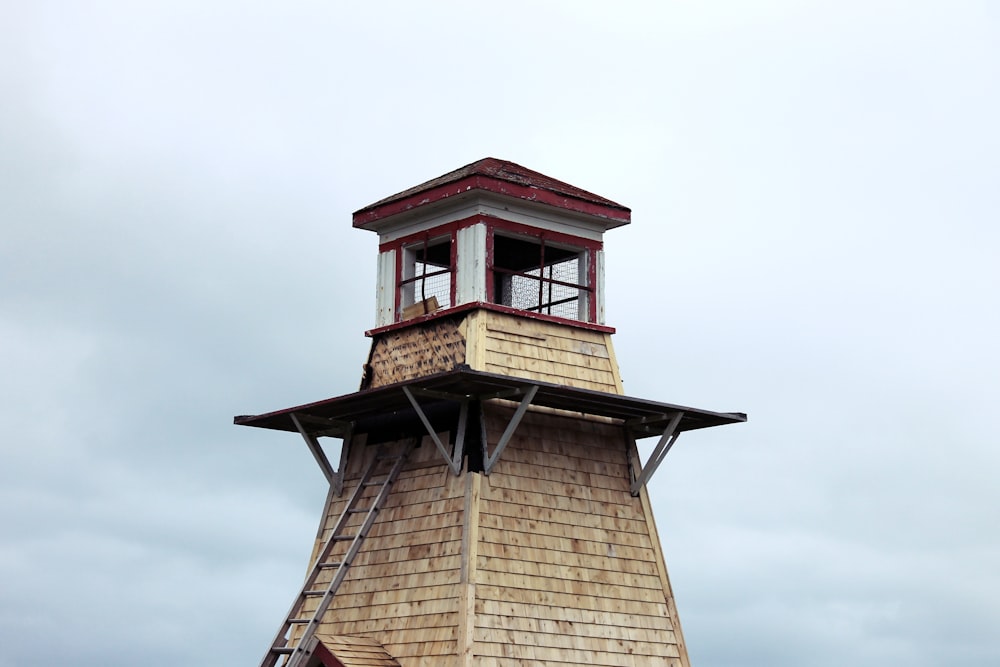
[2,2,998,666]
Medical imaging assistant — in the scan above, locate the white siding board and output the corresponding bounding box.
[376,249,396,327]
[456,223,487,305]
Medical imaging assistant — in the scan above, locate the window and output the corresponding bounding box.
[491,233,590,321]
[399,235,453,317]
[377,220,602,328]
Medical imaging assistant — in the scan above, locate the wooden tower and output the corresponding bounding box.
[236,158,745,667]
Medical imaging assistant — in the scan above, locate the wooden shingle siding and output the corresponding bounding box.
[473,660,682,667]
[473,645,682,667]
[476,556,662,590]
[478,514,654,550]
[480,501,647,535]
[364,309,624,394]
[483,487,641,521]
[316,603,459,626]
[288,311,693,666]
[473,311,623,394]
[476,599,675,634]
[306,436,465,662]
[476,612,675,640]
[475,629,682,657]
[485,473,634,506]
[499,446,628,479]
[472,406,683,665]
[476,543,658,577]
[366,318,467,388]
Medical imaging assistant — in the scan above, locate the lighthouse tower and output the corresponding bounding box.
[236,158,745,667]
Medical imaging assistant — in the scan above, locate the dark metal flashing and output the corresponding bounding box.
[235,368,745,492]
[235,367,745,438]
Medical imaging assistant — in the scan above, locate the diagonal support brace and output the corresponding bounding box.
[291,412,336,485]
[630,411,684,496]
[290,413,351,496]
[484,384,539,475]
[402,386,466,475]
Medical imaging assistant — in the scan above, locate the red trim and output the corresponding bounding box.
[586,248,598,322]
[485,225,495,303]
[384,221,479,317]
[487,218,603,252]
[354,175,631,229]
[393,242,402,320]
[449,226,458,307]
[366,302,615,337]
[486,219,600,322]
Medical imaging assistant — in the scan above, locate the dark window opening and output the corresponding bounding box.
[465,401,486,473]
[364,402,455,446]
[399,236,452,317]
[492,234,589,321]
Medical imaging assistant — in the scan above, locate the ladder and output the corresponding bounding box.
[260,438,417,667]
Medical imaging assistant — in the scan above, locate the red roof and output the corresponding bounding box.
[353,158,631,229]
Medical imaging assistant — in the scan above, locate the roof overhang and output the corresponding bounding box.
[352,158,631,233]
[235,368,745,438]
[236,368,746,497]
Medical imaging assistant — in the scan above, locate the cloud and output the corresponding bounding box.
[1,2,998,666]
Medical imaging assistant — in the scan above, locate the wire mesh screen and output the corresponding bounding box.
[500,256,581,319]
[412,261,452,309]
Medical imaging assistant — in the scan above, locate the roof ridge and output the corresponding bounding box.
[353,157,628,216]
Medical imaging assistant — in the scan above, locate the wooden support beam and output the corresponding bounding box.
[401,386,465,475]
[629,411,684,496]
[454,398,469,473]
[331,425,350,497]
[484,384,539,475]
[290,413,336,485]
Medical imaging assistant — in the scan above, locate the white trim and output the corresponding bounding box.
[375,249,396,327]
[596,249,606,325]
[370,192,616,244]
[456,223,486,306]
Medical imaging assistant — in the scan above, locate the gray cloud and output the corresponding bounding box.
[2,2,998,666]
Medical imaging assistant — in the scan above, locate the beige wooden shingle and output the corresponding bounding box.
[286,314,691,666]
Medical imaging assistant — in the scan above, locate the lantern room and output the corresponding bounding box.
[352,158,631,329]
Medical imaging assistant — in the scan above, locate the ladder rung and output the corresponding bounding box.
[260,439,416,667]
[317,561,343,569]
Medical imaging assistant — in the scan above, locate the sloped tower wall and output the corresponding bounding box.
[299,311,690,666]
